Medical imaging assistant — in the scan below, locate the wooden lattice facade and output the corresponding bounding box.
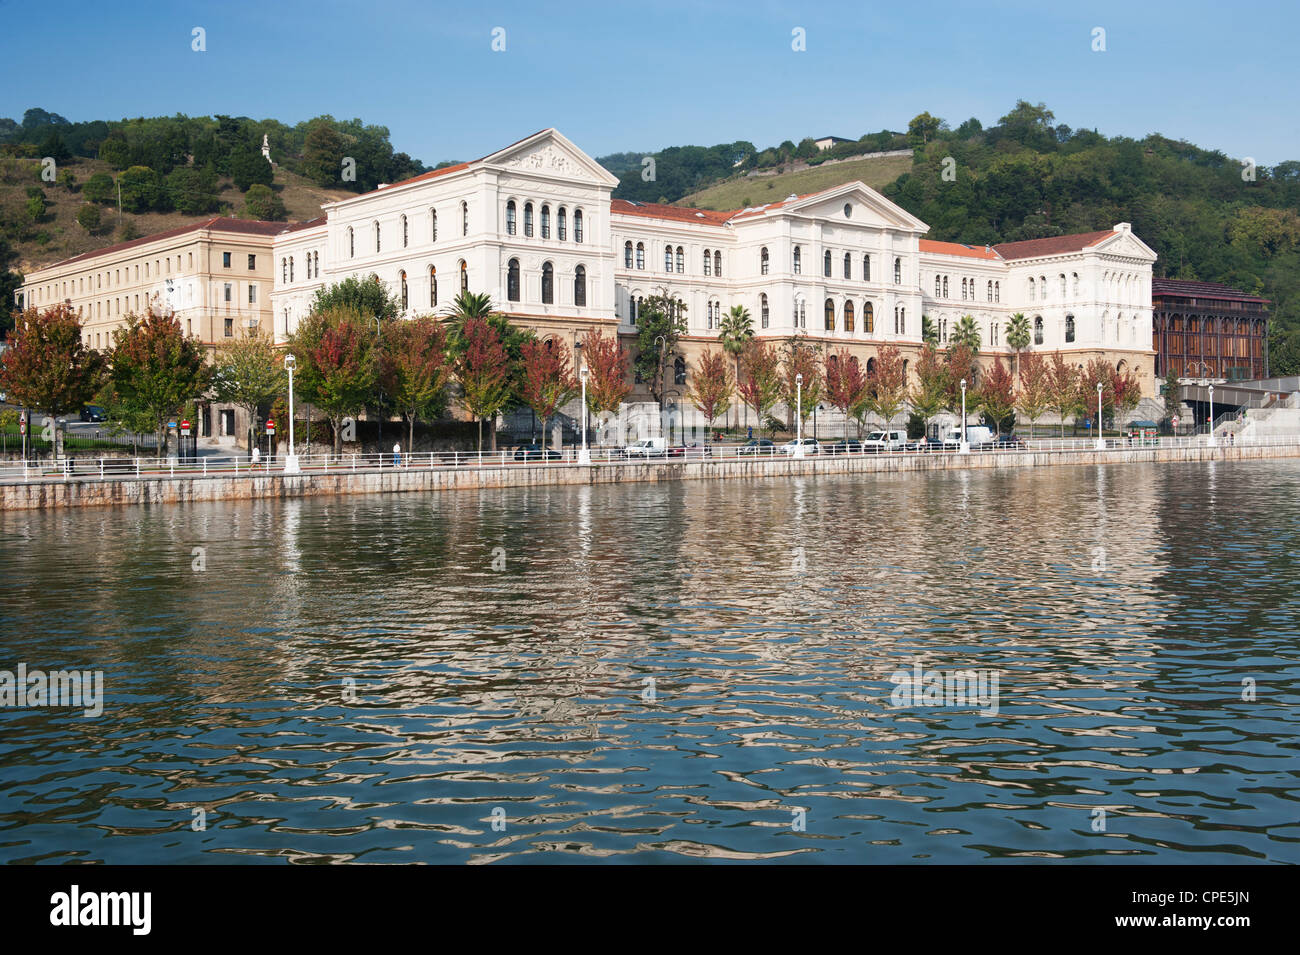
[1151,278,1269,380]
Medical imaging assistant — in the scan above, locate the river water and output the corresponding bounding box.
[1,460,1297,864]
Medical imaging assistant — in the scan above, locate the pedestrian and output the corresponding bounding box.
[392,442,401,467]
[747,425,753,440]
[251,446,260,467]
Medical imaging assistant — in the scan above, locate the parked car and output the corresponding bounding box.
[989,433,1025,450]
[513,444,562,462]
[906,437,945,453]
[624,437,667,458]
[667,443,711,458]
[942,425,994,450]
[781,437,820,455]
[80,405,107,423]
[862,429,908,452]
[737,438,777,456]
[823,438,862,455]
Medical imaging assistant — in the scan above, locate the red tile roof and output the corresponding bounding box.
[919,239,1001,260]
[1152,278,1269,304]
[610,199,734,225]
[31,218,286,272]
[353,162,471,199]
[281,215,328,234]
[992,230,1114,260]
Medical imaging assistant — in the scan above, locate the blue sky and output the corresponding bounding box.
[1,0,1296,166]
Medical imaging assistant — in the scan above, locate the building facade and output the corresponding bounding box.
[1151,278,1269,380]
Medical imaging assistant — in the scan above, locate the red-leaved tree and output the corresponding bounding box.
[686,347,733,432]
[0,305,104,436]
[520,338,578,451]
[825,348,867,436]
[581,329,630,446]
[456,315,512,451]
[738,340,783,435]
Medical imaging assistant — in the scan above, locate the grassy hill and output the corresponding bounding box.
[1,155,354,272]
[677,152,914,210]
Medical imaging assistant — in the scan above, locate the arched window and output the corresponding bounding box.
[281,258,287,283]
[823,250,832,277]
[461,201,469,236]
[714,250,721,277]
[1072,272,1079,296]
[1060,274,1067,299]
[761,293,769,329]
[994,281,1000,303]
[374,220,381,252]
[1034,315,1044,345]
[844,252,852,280]
[960,278,966,301]
[541,262,554,303]
[635,242,645,269]
[824,298,836,331]
[401,214,408,248]
[399,270,408,310]
[460,260,468,292]
[864,301,874,333]
[844,300,855,333]
[347,227,354,258]
[867,357,876,377]
[665,245,673,271]
[1039,275,1047,300]
[624,241,633,268]
[506,200,517,235]
[574,265,586,306]
[1028,277,1036,300]
[507,259,520,302]
[935,275,941,297]
[540,205,551,239]
[289,257,294,282]
[942,276,949,298]
[574,209,584,243]
[557,207,567,241]
[1065,314,1075,343]
[987,280,993,302]
[863,255,871,281]
[793,246,801,273]
[430,208,438,242]
[894,257,901,284]
[800,301,806,327]
[429,266,437,307]
[674,356,687,385]
[704,249,712,276]
[524,203,534,237]
[675,247,684,273]
[761,247,769,275]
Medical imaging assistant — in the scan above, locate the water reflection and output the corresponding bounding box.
[1,461,1298,863]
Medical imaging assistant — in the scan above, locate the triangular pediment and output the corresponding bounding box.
[1092,228,1158,262]
[774,181,929,233]
[481,129,620,188]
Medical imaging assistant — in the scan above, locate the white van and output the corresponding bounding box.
[624,437,667,458]
[862,429,907,452]
[942,425,993,449]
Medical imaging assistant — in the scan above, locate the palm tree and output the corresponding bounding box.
[718,304,754,431]
[921,314,938,346]
[442,290,495,347]
[1005,312,1031,379]
[951,314,982,351]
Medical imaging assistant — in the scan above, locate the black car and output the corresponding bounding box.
[823,438,862,455]
[990,433,1025,450]
[736,439,777,456]
[80,405,107,422]
[513,444,562,462]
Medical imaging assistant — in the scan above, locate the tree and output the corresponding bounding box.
[117,165,165,213]
[1046,352,1082,437]
[951,314,982,351]
[717,304,753,429]
[311,275,401,323]
[83,171,115,203]
[1162,365,1182,429]
[1016,351,1051,439]
[230,147,273,191]
[519,338,578,451]
[456,315,513,451]
[210,328,286,452]
[243,183,286,221]
[977,357,1017,436]
[76,204,102,232]
[300,122,348,188]
[443,290,533,423]
[824,348,868,436]
[942,343,979,414]
[108,307,210,450]
[907,111,946,146]
[581,329,631,444]
[737,340,782,437]
[686,348,733,432]
[98,133,130,169]
[910,343,949,439]
[1005,313,1031,378]
[867,345,909,438]
[289,307,379,456]
[921,313,938,346]
[782,337,823,431]
[633,292,688,407]
[0,305,104,454]
[165,165,219,215]
[383,315,452,451]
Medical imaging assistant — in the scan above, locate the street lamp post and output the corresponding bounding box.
[1095,382,1106,451]
[1207,384,1216,446]
[284,353,300,473]
[578,367,591,465]
[959,379,969,454]
[794,373,805,457]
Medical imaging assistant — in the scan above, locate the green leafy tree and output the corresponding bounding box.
[311,275,401,323]
[382,314,452,451]
[289,307,379,455]
[210,329,286,452]
[910,342,949,438]
[1005,312,1031,378]
[117,165,165,213]
[717,304,754,429]
[737,340,783,437]
[921,313,938,346]
[1162,365,1182,429]
[243,183,287,221]
[165,165,220,215]
[108,307,210,449]
[633,292,688,407]
[76,204,102,232]
[230,147,273,191]
[83,171,115,203]
[907,111,946,146]
[456,315,513,451]
[951,314,982,351]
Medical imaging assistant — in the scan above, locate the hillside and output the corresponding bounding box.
[676,152,913,211]
[1,154,354,272]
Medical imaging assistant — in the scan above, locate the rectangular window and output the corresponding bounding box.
[248,254,256,269]
[224,283,232,303]
[223,252,231,268]
[224,318,233,337]
[248,284,257,304]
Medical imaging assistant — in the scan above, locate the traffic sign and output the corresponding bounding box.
[181,419,191,436]
[266,420,276,434]
[19,418,26,436]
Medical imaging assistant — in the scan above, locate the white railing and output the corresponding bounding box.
[4,433,1299,484]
